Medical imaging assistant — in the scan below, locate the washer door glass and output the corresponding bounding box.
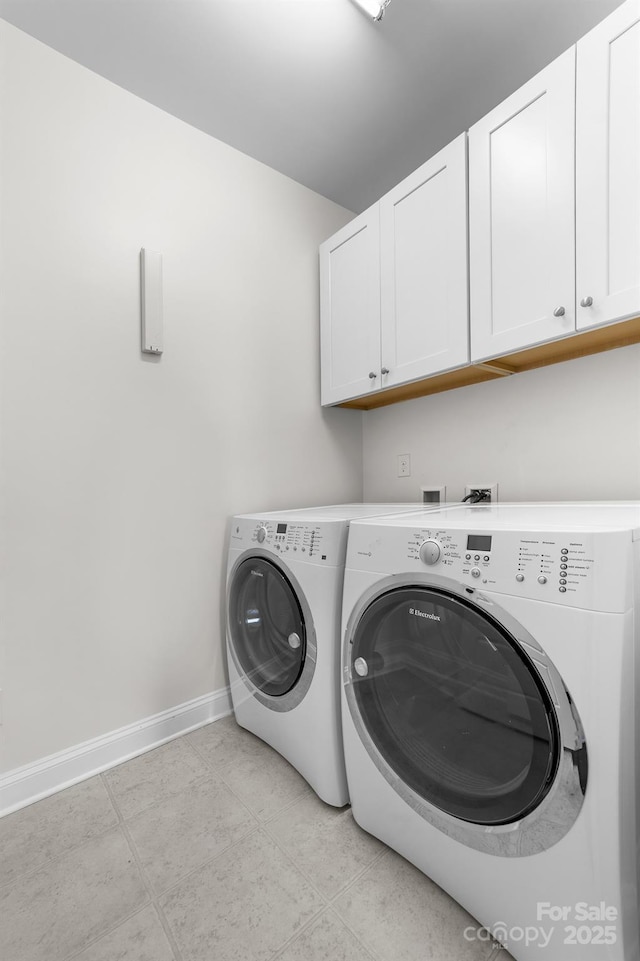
[229,557,306,697]
[350,587,560,826]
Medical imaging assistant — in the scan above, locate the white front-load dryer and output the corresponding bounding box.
[341,503,640,960]
[226,503,437,807]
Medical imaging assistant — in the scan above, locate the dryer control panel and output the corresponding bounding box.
[229,517,347,567]
[348,523,633,613]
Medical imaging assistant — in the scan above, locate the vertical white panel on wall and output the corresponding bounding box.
[140,248,163,354]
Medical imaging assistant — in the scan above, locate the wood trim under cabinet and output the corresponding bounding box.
[339,315,640,410]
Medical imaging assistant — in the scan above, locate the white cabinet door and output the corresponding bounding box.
[380,133,469,386]
[319,207,381,406]
[469,49,576,361]
[576,0,640,332]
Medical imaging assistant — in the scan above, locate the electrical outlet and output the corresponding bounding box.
[397,454,411,477]
[464,482,498,503]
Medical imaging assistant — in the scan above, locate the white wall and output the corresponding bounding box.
[0,21,361,773]
[363,345,640,503]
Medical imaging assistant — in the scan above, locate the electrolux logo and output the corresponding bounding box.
[409,607,441,622]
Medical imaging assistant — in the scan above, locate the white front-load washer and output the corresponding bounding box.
[226,503,440,807]
[341,503,640,960]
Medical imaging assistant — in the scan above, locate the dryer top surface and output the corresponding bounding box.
[352,502,640,535]
[233,503,426,524]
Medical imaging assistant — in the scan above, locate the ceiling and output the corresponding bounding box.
[0,0,625,212]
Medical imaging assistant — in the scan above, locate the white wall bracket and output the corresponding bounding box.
[140,248,164,354]
[421,485,447,504]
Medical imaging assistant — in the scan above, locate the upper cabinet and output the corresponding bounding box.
[469,49,576,362]
[320,135,468,406]
[319,206,381,406]
[320,0,640,409]
[576,0,640,332]
[379,133,469,389]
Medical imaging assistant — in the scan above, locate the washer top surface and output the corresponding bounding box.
[354,501,640,534]
[233,503,426,523]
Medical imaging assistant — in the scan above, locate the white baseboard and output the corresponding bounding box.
[0,687,232,818]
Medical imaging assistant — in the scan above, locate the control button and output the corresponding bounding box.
[484,555,490,562]
[471,567,481,578]
[474,554,480,561]
[561,548,569,555]
[537,575,547,585]
[516,574,525,582]
[465,553,471,560]
[256,527,267,544]
[560,579,567,585]
[560,563,567,570]
[419,540,442,565]
[559,586,567,593]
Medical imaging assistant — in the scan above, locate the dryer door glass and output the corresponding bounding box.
[350,587,560,826]
[229,557,306,697]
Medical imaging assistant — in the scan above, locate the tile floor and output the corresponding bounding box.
[1,716,515,961]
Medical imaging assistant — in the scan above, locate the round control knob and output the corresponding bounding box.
[288,632,301,650]
[419,540,442,565]
[471,567,481,578]
[354,657,369,677]
[537,575,547,585]
[256,527,267,544]
[516,573,525,583]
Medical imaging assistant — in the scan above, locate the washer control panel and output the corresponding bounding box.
[350,522,633,613]
[230,517,345,566]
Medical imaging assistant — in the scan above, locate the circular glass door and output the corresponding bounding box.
[349,586,561,826]
[229,556,307,697]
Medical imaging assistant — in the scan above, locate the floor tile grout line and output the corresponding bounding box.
[100,732,219,823]
[259,818,333,905]
[258,807,391,961]
[60,904,157,961]
[0,811,127,892]
[100,773,157,901]
[267,904,382,961]
[265,905,344,961]
[147,818,264,903]
[102,769,217,824]
[107,766,256,834]
[185,717,319,820]
[101,773,186,961]
[317,848,395,961]
[212,757,313,823]
[142,820,326,961]
[150,896,185,961]
[136,817,261,905]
